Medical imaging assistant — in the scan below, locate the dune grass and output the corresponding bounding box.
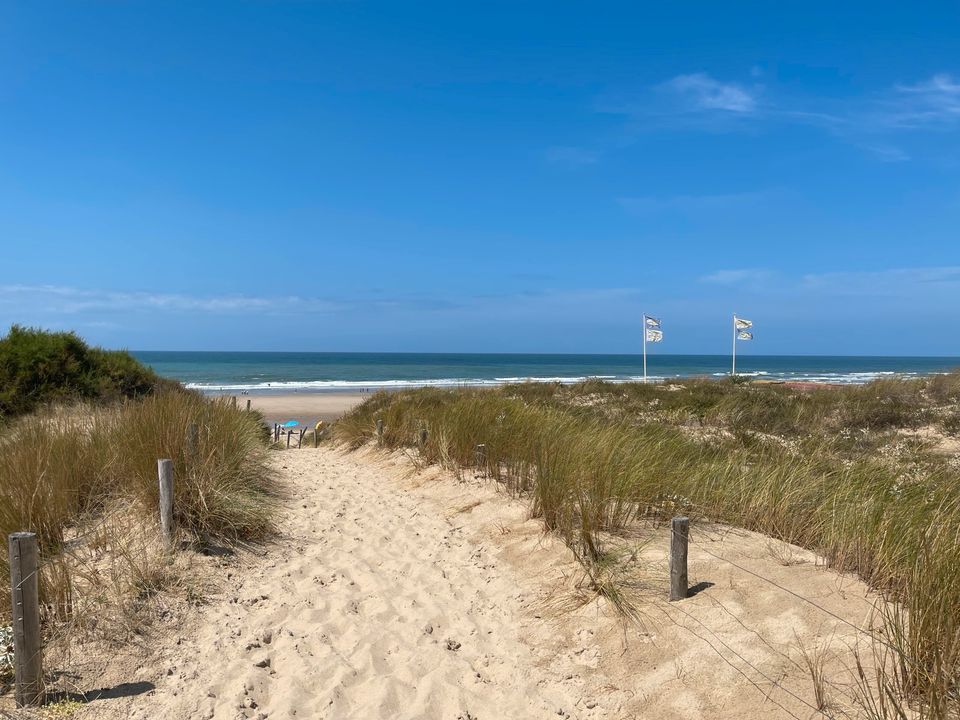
[337,375,960,717]
[0,391,279,625]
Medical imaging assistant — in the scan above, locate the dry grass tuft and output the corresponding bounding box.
[0,392,278,631]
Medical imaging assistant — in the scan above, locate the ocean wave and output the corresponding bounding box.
[185,369,926,392]
[185,375,620,392]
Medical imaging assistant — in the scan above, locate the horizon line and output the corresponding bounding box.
[129,350,960,359]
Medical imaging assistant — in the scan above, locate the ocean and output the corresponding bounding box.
[132,352,960,394]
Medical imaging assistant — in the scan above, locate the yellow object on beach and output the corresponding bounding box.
[315,420,326,433]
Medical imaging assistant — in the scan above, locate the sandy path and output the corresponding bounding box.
[92,446,881,720]
[117,448,583,720]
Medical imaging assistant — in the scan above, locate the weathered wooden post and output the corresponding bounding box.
[418,426,428,447]
[186,423,198,460]
[8,532,42,707]
[273,424,279,443]
[314,428,319,448]
[475,444,487,468]
[286,429,293,448]
[298,428,306,448]
[376,419,384,445]
[246,398,251,412]
[232,396,237,408]
[157,459,175,550]
[669,516,689,601]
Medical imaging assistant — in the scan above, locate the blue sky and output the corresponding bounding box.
[2,1,960,354]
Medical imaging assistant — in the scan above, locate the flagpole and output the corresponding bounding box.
[643,315,648,383]
[732,314,737,377]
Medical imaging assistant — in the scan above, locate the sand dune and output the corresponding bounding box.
[89,446,881,719]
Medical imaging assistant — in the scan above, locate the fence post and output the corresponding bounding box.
[669,516,689,601]
[298,428,305,448]
[286,430,292,448]
[232,396,237,408]
[475,444,487,467]
[314,428,319,448]
[246,398,251,412]
[418,426,428,447]
[186,423,198,460]
[376,419,384,445]
[157,459,175,550]
[8,532,42,708]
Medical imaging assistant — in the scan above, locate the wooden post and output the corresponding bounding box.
[286,430,292,448]
[273,424,279,443]
[298,428,305,448]
[376,419,384,445]
[8,532,42,708]
[186,423,198,460]
[314,428,319,448]
[418,426,428,447]
[669,516,689,601]
[157,459,175,550]
[246,398,251,412]
[232,396,237,408]
[475,444,486,466]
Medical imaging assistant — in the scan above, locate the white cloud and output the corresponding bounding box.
[595,71,960,164]
[663,73,757,113]
[885,74,960,127]
[0,285,343,315]
[691,266,960,302]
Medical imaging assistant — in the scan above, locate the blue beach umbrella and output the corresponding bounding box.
[281,420,299,428]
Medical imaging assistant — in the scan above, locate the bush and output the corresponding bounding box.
[0,325,174,422]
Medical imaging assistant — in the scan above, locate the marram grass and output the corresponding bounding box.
[337,376,960,717]
[0,391,279,620]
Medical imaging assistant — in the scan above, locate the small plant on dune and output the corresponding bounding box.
[796,632,832,713]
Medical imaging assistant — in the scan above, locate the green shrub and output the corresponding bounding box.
[0,325,174,422]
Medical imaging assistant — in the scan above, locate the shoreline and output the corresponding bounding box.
[190,370,929,397]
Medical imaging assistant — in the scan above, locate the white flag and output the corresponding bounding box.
[737,330,753,341]
[646,329,663,342]
[644,315,661,329]
[734,317,753,330]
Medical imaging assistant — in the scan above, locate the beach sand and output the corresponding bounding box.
[232,392,368,424]
[83,444,881,720]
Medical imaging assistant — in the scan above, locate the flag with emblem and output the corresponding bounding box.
[642,314,662,383]
[732,315,755,376]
